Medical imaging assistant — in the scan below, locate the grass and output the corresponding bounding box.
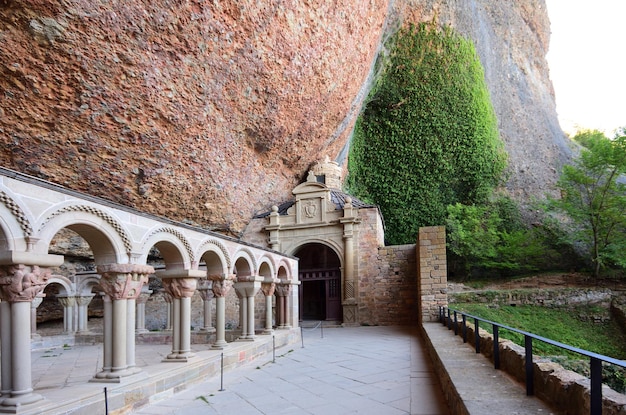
[453,303,626,360]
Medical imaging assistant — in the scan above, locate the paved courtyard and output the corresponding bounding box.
[131,326,450,415]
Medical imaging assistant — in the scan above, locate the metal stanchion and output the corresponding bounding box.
[301,326,304,348]
[272,335,276,363]
[321,320,324,338]
[219,352,225,391]
[104,387,109,414]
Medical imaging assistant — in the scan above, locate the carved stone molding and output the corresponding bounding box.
[0,264,50,302]
[97,263,154,300]
[261,282,276,297]
[209,274,234,297]
[162,277,197,299]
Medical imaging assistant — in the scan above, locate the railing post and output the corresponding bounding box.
[590,357,602,415]
[462,314,467,343]
[447,308,452,330]
[474,318,480,354]
[493,324,500,370]
[453,311,458,335]
[525,335,534,396]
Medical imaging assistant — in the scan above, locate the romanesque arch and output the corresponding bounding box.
[0,190,34,251]
[37,204,129,265]
[140,227,193,270]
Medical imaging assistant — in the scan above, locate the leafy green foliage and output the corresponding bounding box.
[546,129,626,277]
[446,197,560,278]
[347,22,507,244]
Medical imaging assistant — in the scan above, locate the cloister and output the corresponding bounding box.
[0,167,299,412]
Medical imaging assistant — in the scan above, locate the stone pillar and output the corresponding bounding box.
[340,196,358,325]
[261,279,278,334]
[235,289,247,339]
[92,263,153,382]
[209,274,234,349]
[275,282,291,329]
[30,293,44,335]
[76,294,94,334]
[135,288,151,334]
[158,269,205,362]
[197,279,215,333]
[0,256,62,410]
[234,276,262,341]
[58,295,76,333]
[417,226,448,322]
[162,290,173,331]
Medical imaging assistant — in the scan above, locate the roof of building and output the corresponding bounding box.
[253,189,377,218]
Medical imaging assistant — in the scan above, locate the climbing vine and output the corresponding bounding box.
[347,22,507,244]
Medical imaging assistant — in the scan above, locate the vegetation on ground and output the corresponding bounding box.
[453,303,626,393]
[347,21,506,245]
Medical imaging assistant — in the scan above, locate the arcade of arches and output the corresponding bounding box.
[0,160,447,413]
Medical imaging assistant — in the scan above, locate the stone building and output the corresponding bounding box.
[243,157,447,326]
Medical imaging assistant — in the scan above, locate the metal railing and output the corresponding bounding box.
[439,306,626,415]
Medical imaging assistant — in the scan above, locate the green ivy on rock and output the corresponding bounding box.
[347,22,507,245]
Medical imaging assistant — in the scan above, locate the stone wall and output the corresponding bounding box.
[446,319,626,415]
[416,226,448,322]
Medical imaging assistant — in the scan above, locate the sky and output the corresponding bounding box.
[545,0,626,136]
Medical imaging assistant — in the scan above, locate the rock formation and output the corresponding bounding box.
[0,0,569,234]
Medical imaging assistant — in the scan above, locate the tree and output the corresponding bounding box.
[346,22,506,244]
[548,129,626,277]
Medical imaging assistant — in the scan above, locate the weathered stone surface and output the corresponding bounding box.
[0,0,568,232]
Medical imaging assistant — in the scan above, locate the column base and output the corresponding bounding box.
[0,392,44,413]
[236,336,255,342]
[162,352,196,363]
[199,327,216,333]
[262,328,274,335]
[89,367,140,383]
[211,340,228,350]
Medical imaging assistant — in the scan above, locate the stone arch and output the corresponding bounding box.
[293,241,343,322]
[287,238,344,268]
[196,238,231,273]
[45,275,74,297]
[0,189,35,251]
[232,249,255,278]
[257,256,275,279]
[276,261,292,281]
[75,275,102,296]
[37,204,130,265]
[140,227,193,270]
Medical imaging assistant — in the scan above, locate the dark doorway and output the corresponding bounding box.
[294,243,342,322]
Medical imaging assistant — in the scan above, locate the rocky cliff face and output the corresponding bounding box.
[0,0,568,234]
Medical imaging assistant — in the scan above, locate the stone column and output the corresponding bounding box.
[30,293,45,335]
[76,294,94,334]
[92,263,153,382]
[162,290,173,331]
[209,274,234,349]
[235,289,247,339]
[158,269,205,362]
[58,295,76,333]
[197,279,215,333]
[261,279,278,334]
[275,282,291,329]
[234,276,262,341]
[0,257,62,410]
[135,288,151,334]
[340,196,358,325]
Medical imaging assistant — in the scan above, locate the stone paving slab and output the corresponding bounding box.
[132,326,450,415]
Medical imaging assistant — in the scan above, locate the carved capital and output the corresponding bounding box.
[275,284,291,297]
[0,264,50,302]
[208,275,234,297]
[58,296,76,307]
[261,282,276,297]
[198,287,215,301]
[97,263,153,300]
[76,295,94,307]
[162,277,197,299]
